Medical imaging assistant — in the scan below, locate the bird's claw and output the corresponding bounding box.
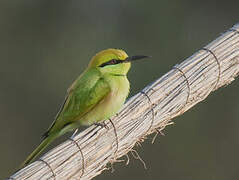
[70,129,79,139]
[94,122,109,130]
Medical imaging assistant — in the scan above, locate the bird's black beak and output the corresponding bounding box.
[100,55,151,67]
[123,55,151,63]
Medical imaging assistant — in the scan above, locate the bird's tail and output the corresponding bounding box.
[20,132,59,169]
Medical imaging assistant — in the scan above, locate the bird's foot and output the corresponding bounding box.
[94,122,109,130]
[70,128,79,139]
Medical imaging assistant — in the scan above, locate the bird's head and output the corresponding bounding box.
[88,48,150,75]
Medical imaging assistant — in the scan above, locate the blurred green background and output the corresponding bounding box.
[1,0,239,179]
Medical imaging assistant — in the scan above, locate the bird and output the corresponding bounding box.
[20,48,150,168]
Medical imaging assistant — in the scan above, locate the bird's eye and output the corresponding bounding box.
[110,59,117,64]
[99,59,119,67]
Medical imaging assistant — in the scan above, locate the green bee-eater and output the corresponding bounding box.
[20,48,149,168]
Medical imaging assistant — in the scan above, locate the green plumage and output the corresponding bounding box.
[20,48,148,168]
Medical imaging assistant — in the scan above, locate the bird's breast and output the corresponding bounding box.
[79,75,130,126]
[104,76,130,116]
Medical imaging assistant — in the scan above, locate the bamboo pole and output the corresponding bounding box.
[8,23,239,180]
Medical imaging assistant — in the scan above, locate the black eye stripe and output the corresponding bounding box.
[99,59,123,67]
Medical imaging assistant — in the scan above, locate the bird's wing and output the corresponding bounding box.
[43,68,110,137]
